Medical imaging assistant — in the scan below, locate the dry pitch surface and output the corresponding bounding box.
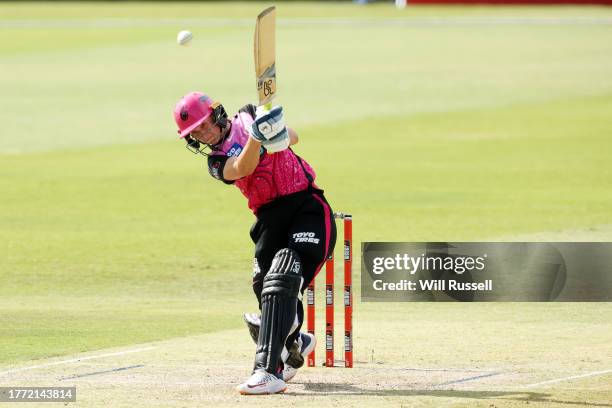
[2,299,610,407]
[2,328,610,407]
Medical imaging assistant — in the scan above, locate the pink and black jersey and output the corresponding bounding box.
[207,105,319,214]
[203,105,336,363]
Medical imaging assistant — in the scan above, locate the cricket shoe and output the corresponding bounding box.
[283,332,316,382]
[237,369,287,395]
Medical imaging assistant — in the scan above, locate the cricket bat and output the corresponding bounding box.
[254,6,277,110]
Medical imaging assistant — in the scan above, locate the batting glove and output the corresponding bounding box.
[250,106,286,142]
[262,128,290,153]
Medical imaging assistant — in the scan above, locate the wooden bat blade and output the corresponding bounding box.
[254,6,276,106]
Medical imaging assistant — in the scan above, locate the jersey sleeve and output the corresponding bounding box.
[207,155,235,185]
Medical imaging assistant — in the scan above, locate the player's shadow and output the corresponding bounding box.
[293,383,612,407]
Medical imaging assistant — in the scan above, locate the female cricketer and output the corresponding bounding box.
[173,92,336,395]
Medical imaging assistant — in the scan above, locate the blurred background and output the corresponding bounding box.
[1,1,611,405]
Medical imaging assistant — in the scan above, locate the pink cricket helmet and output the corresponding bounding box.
[173,92,215,139]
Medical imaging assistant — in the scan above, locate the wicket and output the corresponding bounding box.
[306,212,353,368]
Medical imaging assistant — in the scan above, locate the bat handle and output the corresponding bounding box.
[257,102,274,114]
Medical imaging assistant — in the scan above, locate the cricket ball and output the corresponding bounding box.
[177,30,193,46]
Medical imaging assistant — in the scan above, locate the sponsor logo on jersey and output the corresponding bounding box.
[210,160,221,179]
[292,232,320,244]
[227,143,243,157]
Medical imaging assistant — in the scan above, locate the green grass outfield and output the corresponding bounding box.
[1,2,611,406]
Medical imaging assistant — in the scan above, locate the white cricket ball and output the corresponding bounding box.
[177,30,193,46]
